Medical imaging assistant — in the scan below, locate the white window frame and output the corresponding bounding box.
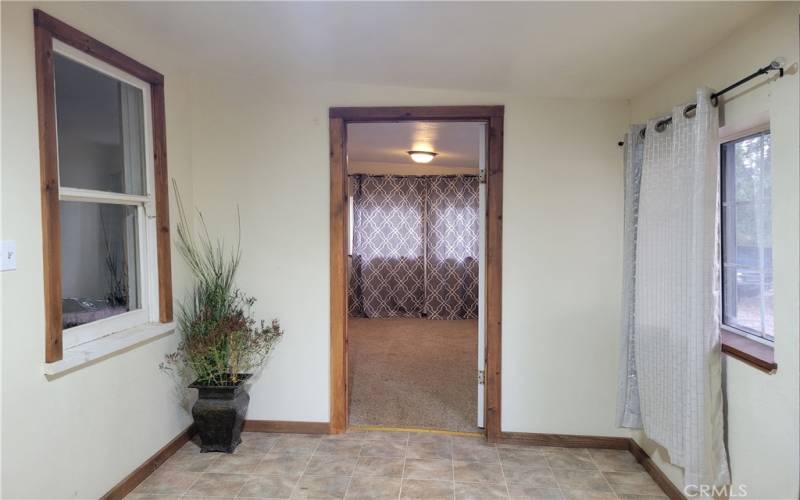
[53,40,160,349]
[719,127,774,346]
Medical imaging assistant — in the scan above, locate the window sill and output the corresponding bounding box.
[43,322,175,379]
[721,329,776,374]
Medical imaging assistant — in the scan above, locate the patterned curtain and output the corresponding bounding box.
[349,176,426,318]
[617,88,730,489]
[425,176,479,319]
[348,175,479,320]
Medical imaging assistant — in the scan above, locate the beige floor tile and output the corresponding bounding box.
[589,449,643,472]
[354,456,405,477]
[500,464,556,488]
[254,453,312,479]
[133,470,199,495]
[453,461,505,483]
[455,481,509,499]
[400,479,454,500]
[272,435,323,454]
[553,469,613,493]
[160,451,220,472]
[406,441,452,460]
[206,453,263,474]
[178,438,205,455]
[617,495,668,499]
[451,436,489,447]
[237,434,281,454]
[546,449,599,471]
[125,494,184,499]
[182,497,236,500]
[305,455,359,476]
[292,475,350,499]
[315,439,364,456]
[326,432,368,442]
[498,448,548,467]
[506,483,563,499]
[541,448,592,456]
[184,472,248,497]
[452,441,500,463]
[360,440,407,458]
[360,431,409,443]
[604,471,665,496]
[403,458,453,481]
[238,475,297,499]
[345,476,402,500]
[408,433,452,445]
[560,490,617,500]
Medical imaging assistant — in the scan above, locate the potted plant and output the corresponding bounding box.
[163,184,283,453]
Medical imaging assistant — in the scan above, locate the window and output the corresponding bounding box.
[721,131,773,343]
[34,10,172,363]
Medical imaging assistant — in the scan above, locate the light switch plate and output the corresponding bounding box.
[1,240,16,271]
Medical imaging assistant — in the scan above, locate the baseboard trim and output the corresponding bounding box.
[101,424,194,500]
[243,419,331,434]
[496,431,630,450]
[628,439,685,500]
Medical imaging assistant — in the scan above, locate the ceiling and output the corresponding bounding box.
[80,1,770,99]
[348,122,482,168]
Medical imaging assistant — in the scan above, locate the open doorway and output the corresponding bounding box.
[345,121,485,433]
[329,106,504,439]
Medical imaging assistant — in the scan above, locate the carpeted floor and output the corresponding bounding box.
[348,317,479,433]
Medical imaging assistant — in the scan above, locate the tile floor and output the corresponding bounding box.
[127,430,667,499]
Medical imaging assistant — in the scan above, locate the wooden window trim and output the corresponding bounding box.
[33,10,172,363]
[718,130,775,374]
[329,106,504,440]
[721,329,777,373]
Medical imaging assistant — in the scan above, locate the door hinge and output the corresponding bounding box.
[479,170,487,184]
[477,369,485,385]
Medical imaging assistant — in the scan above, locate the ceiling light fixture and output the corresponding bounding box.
[407,150,437,164]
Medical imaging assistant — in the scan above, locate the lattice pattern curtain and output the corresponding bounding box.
[617,88,730,490]
[426,176,479,320]
[348,175,479,320]
[349,176,426,318]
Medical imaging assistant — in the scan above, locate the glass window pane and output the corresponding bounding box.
[54,53,146,195]
[721,132,773,340]
[60,201,140,329]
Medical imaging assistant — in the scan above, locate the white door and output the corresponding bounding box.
[477,123,487,428]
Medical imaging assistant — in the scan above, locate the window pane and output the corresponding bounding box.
[721,133,773,340]
[60,201,140,329]
[54,53,146,195]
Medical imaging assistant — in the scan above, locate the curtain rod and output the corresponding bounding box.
[617,58,785,147]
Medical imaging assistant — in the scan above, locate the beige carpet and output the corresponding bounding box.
[348,317,479,433]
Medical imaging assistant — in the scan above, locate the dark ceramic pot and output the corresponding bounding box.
[189,374,251,453]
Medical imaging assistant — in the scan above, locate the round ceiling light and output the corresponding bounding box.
[407,150,437,164]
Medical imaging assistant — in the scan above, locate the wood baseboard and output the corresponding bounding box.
[628,439,685,500]
[101,424,194,500]
[243,419,331,434]
[496,431,630,450]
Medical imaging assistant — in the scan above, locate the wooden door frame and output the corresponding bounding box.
[329,106,504,440]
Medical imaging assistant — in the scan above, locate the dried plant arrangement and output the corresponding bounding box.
[162,180,283,387]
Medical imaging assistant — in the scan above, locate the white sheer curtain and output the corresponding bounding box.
[618,88,730,490]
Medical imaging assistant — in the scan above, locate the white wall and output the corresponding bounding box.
[189,74,630,435]
[1,3,194,498]
[629,4,800,498]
